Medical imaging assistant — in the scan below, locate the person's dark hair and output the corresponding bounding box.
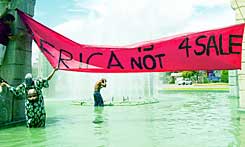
[101,78,107,83]
[2,14,15,22]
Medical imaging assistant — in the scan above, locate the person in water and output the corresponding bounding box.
[93,78,107,106]
[0,68,58,128]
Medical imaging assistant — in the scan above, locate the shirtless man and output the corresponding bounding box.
[93,78,107,106]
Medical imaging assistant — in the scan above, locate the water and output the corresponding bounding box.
[0,92,245,147]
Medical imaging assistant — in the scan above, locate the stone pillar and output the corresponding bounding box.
[229,70,239,98]
[0,0,36,126]
[231,0,245,109]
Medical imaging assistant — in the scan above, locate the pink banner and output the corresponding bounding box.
[18,10,244,73]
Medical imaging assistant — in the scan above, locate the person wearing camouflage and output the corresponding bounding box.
[1,68,57,128]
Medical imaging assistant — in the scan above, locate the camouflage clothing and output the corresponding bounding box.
[9,78,49,128]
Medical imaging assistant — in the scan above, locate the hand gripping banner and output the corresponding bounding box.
[17,10,245,73]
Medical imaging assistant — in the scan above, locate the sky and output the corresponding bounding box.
[32,0,236,63]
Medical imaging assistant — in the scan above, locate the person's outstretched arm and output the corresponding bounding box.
[0,82,10,88]
[0,82,25,97]
[46,68,58,81]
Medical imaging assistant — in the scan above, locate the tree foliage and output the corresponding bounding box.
[182,71,198,79]
[221,70,228,83]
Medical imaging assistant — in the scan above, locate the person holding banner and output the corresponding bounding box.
[0,68,58,128]
[0,7,15,65]
[94,78,107,107]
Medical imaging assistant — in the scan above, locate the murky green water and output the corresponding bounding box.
[0,92,245,147]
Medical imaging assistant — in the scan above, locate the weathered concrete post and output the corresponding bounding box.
[0,0,36,126]
[231,0,245,110]
[229,70,239,98]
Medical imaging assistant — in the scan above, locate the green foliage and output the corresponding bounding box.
[203,77,209,83]
[221,70,228,83]
[165,72,171,76]
[168,77,175,84]
[182,71,198,79]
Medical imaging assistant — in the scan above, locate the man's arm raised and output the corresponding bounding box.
[46,68,58,81]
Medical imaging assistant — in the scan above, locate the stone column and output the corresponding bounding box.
[229,70,239,98]
[0,0,36,126]
[231,0,245,110]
